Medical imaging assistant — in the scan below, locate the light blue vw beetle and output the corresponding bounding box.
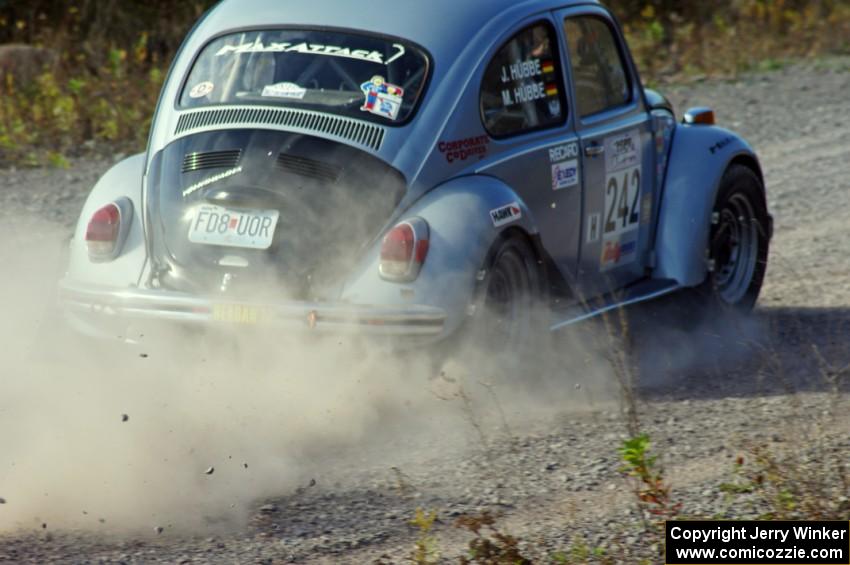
[60,0,772,354]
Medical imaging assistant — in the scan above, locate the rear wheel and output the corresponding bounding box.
[457,234,548,383]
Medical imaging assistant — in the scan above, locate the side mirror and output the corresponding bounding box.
[683,107,716,125]
[644,88,674,115]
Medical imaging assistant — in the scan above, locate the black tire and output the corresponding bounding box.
[458,234,548,382]
[694,164,770,312]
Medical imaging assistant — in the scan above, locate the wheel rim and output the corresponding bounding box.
[481,249,532,350]
[711,192,759,305]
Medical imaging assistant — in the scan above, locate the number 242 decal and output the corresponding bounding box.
[604,167,641,235]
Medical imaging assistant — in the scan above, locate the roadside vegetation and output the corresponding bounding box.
[396,312,849,563]
[0,0,849,166]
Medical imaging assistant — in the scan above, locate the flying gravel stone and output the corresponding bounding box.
[121,414,129,422]
[0,497,6,504]
[155,526,164,534]
[205,466,215,475]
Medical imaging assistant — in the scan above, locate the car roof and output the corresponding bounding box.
[199,0,603,64]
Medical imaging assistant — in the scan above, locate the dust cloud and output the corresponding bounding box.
[0,216,622,536]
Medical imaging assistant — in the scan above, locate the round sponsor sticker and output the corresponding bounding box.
[189,81,215,99]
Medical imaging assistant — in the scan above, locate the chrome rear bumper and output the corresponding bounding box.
[59,279,447,338]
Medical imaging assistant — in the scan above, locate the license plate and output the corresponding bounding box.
[189,204,279,250]
[212,303,261,324]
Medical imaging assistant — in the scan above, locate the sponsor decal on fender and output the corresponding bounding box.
[438,135,489,164]
[490,202,522,228]
[709,136,734,154]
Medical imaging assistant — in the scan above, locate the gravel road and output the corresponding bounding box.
[0,57,848,564]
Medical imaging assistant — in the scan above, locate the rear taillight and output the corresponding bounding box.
[379,218,429,282]
[85,198,133,262]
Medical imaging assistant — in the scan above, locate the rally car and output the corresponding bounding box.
[59,0,772,353]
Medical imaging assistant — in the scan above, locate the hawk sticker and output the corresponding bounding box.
[490,202,522,228]
[360,75,404,121]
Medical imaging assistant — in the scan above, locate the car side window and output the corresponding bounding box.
[563,16,631,118]
[480,21,567,138]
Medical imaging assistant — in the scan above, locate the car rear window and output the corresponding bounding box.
[480,21,567,138]
[180,29,430,124]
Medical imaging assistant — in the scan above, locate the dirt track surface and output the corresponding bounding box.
[1,58,849,563]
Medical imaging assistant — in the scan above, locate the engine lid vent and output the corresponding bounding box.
[182,149,242,173]
[174,106,386,152]
[276,154,341,184]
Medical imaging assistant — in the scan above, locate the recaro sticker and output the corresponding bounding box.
[360,75,404,121]
[601,130,642,272]
[490,202,522,228]
[549,142,580,191]
[549,142,579,163]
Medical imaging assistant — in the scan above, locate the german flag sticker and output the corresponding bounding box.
[545,83,559,97]
[541,60,555,74]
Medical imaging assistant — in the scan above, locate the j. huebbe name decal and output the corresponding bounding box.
[497,57,559,107]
